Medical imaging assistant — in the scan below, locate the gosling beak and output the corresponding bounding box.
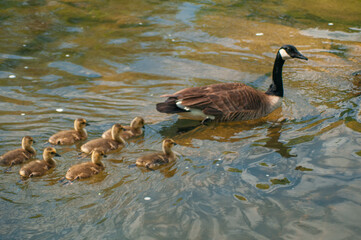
[103,154,107,158]
[85,123,90,126]
[33,140,36,144]
[55,153,61,157]
[173,143,178,146]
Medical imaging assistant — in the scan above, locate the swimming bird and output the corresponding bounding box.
[65,149,106,181]
[156,45,308,122]
[81,123,126,154]
[102,117,145,139]
[19,147,60,178]
[49,118,89,145]
[0,136,36,166]
[136,139,177,170]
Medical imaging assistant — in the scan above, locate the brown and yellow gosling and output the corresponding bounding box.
[81,124,126,154]
[136,139,177,170]
[49,118,89,145]
[65,149,106,181]
[0,136,36,166]
[19,147,60,178]
[102,117,145,139]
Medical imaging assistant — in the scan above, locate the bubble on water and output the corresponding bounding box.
[328,23,334,26]
[24,66,29,69]
[144,197,151,201]
[139,22,143,25]
[21,113,26,116]
[9,75,16,79]
[256,33,264,36]
[65,54,70,57]
[56,108,64,112]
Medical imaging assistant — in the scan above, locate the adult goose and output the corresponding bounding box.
[49,118,89,145]
[0,136,36,166]
[156,45,308,122]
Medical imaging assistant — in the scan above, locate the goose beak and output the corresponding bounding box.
[295,52,308,60]
[55,153,61,157]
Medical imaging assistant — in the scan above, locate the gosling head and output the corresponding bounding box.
[22,136,35,148]
[162,138,177,153]
[279,45,308,61]
[130,117,145,130]
[43,147,61,160]
[74,118,89,131]
[91,149,107,163]
[111,123,126,142]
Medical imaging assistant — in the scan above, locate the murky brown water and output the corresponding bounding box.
[1,0,361,239]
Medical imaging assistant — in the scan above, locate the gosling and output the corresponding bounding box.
[49,118,89,145]
[0,136,36,166]
[65,149,106,181]
[136,139,177,170]
[81,124,126,154]
[19,147,60,178]
[102,117,145,139]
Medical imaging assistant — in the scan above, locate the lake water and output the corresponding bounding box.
[1,0,361,239]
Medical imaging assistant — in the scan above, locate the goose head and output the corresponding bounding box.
[162,138,177,155]
[74,118,89,131]
[130,117,145,130]
[43,147,60,163]
[91,149,107,165]
[279,45,308,61]
[111,123,126,143]
[22,136,35,151]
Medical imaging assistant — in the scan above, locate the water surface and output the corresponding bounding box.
[0,0,361,239]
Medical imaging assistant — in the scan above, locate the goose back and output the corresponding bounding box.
[65,162,104,180]
[157,83,280,122]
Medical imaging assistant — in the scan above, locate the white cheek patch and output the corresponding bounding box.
[279,49,292,60]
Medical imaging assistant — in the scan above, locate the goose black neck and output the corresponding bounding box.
[265,52,285,97]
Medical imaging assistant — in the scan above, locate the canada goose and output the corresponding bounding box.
[65,149,106,181]
[19,147,60,178]
[81,124,126,154]
[156,45,308,122]
[102,117,145,139]
[0,136,36,166]
[49,118,89,145]
[136,139,177,170]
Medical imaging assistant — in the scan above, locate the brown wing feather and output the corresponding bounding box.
[174,83,270,120]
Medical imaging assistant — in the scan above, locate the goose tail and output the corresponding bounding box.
[156,98,187,113]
